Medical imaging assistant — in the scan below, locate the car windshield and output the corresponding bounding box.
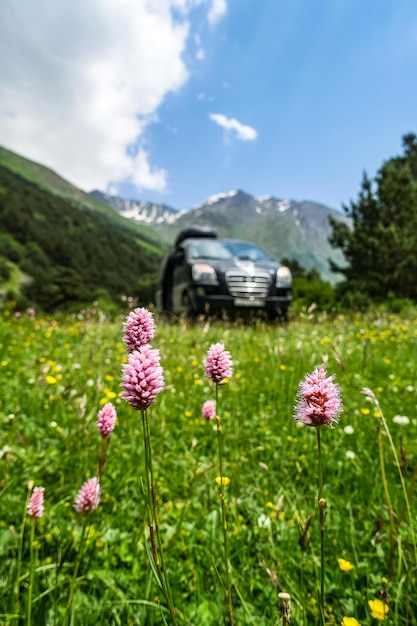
[187,239,271,262]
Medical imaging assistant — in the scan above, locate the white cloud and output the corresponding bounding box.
[209,113,258,141]
[0,0,224,194]
[208,0,227,25]
[131,149,167,190]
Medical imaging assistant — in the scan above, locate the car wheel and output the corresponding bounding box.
[182,292,196,320]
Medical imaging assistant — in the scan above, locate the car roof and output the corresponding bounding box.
[174,227,217,248]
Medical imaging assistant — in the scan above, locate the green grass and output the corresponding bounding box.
[1,305,416,624]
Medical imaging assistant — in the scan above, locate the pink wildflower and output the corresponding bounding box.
[202,400,216,420]
[74,477,100,516]
[26,307,36,320]
[295,366,342,427]
[123,307,156,352]
[205,343,233,383]
[121,345,164,411]
[97,402,117,438]
[27,486,45,518]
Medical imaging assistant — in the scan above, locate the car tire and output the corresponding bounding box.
[182,292,196,321]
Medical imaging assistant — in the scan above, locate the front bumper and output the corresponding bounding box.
[190,287,292,314]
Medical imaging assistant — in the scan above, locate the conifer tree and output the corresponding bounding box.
[329,133,417,301]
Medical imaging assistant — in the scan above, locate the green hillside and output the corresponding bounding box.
[0,145,162,248]
[0,163,165,311]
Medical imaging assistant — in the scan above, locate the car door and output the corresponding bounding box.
[171,246,190,312]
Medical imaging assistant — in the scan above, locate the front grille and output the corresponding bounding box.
[226,271,271,298]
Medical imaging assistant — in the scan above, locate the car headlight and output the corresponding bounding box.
[192,263,217,282]
[276,266,292,287]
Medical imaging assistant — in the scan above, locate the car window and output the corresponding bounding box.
[226,242,271,261]
[188,239,271,262]
[188,240,233,260]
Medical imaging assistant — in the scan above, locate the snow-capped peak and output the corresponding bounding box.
[277,200,291,212]
[204,190,238,206]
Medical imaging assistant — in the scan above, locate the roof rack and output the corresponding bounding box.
[174,226,218,248]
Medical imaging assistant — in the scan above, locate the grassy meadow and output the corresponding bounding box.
[1,303,417,625]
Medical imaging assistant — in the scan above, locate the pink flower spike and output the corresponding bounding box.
[27,486,45,518]
[205,343,233,384]
[295,366,342,427]
[121,345,164,411]
[75,477,100,516]
[123,307,156,352]
[97,402,117,438]
[202,400,216,420]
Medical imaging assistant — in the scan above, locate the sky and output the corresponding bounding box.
[1,0,417,212]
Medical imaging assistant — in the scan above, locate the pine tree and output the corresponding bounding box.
[329,133,417,301]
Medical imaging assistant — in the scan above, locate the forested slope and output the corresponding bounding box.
[0,166,164,310]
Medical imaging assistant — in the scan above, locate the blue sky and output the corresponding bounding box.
[1,1,417,211]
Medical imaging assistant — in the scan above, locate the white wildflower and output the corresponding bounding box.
[257,514,272,529]
[393,415,410,426]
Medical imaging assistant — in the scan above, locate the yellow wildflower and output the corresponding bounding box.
[103,388,117,399]
[368,599,389,620]
[45,375,57,385]
[341,618,360,626]
[184,410,193,418]
[215,476,230,486]
[338,558,354,572]
[360,407,370,415]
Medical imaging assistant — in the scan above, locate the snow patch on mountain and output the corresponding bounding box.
[197,190,238,207]
[277,200,291,212]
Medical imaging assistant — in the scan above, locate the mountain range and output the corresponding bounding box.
[92,189,349,282]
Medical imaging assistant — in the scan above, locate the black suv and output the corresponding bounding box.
[156,227,293,320]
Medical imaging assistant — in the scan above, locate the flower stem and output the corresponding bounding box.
[375,398,417,565]
[278,592,292,626]
[26,519,36,626]
[215,383,234,626]
[14,487,31,623]
[316,427,326,626]
[98,437,110,480]
[63,520,87,626]
[377,429,396,575]
[141,409,177,625]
